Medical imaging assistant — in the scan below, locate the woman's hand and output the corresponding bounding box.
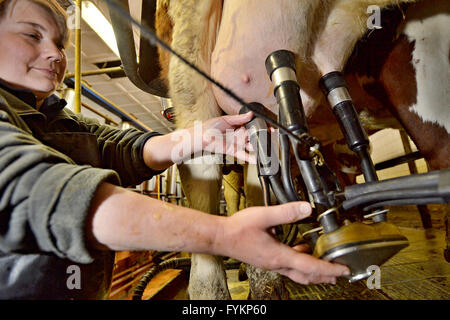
[214,201,351,285]
[200,112,255,164]
[143,112,256,171]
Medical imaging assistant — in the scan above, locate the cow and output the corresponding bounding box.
[153,0,450,299]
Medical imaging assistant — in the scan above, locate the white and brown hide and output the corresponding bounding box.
[154,0,449,300]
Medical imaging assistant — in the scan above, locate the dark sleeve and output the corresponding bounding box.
[69,111,166,187]
[0,109,120,264]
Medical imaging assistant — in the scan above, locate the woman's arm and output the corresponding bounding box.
[142,112,255,171]
[86,182,350,285]
[86,182,222,254]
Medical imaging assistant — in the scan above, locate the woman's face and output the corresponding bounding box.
[0,0,67,102]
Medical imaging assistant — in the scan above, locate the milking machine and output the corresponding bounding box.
[241,50,450,283]
[101,1,449,298]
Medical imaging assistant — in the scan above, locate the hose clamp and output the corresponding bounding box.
[317,207,338,222]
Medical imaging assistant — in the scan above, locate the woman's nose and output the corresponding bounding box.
[43,41,64,63]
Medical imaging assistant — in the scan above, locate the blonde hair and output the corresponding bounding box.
[0,0,71,47]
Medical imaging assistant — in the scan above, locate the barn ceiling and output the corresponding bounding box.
[61,0,175,133]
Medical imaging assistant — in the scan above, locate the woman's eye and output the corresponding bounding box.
[25,33,41,40]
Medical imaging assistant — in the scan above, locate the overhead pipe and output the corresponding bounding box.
[81,102,119,126]
[61,88,119,126]
[106,0,169,98]
[65,66,124,79]
[63,78,153,132]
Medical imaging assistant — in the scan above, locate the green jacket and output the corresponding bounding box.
[0,84,163,299]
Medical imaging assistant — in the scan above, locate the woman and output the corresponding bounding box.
[0,0,349,299]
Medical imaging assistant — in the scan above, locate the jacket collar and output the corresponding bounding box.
[0,80,67,116]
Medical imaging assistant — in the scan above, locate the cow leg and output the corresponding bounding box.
[187,254,230,300]
[223,167,244,216]
[178,158,231,300]
[243,164,290,300]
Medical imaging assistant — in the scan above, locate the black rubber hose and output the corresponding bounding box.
[107,0,168,97]
[132,258,242,300]
[363,197,446,211]
[276,135,301,245]
[268,174,290,204]
[267,174,298,243]
[280,134,301,202]
[356,147,378,183]
[344,170,444,200]
[132,258,191,300]
[342,187,440,210]
[292,145,330,208]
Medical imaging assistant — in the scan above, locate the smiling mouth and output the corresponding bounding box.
[34,68,58,79]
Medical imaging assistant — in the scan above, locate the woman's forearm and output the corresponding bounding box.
[86,183,351,285]
[142,128,195,171]
[86,182,223,254]
[141,133,177,171]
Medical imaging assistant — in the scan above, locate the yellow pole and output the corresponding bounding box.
[74,0,82,114]
[156,175,161,200]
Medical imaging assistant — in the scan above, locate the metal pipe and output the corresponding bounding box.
[64,86,118,125]
[74,0,82,114]
[63,78,153,132]
[65,66,124,79]
[166,165,178,195]
[374,151,422,171]
[81,102,119,126]
[156,175,161,200]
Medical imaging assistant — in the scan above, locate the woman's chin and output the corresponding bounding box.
[33,86,56,100]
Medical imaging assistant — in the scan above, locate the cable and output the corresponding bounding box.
[132,257,191,300]
[132,257,243,300]
[259,176,271,207]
